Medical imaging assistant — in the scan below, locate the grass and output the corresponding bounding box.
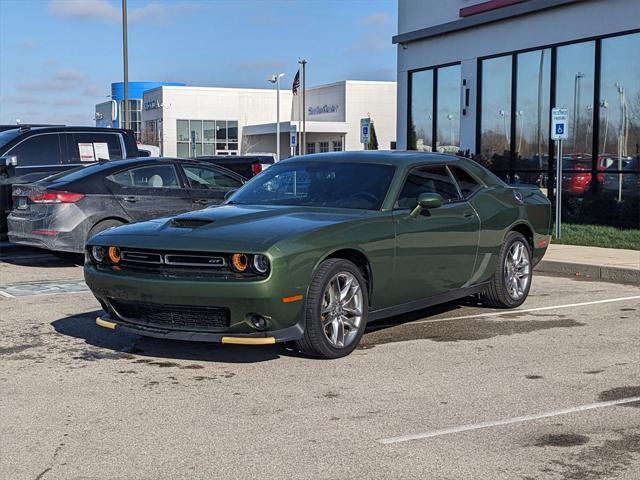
[552,223,640,250]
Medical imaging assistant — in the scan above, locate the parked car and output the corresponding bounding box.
[8,157,244,254]
[194,154,275,179]
[0,125,140,239]
[602,157,639,200]
[561,154,611,196]
[85,151,551,358]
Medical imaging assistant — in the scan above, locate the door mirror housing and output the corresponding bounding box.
[410,192,444,218]
[1,155,17,167]
[0,155,17,176]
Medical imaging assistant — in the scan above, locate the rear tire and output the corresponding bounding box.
[86,219,124,245]
[483,231,532,308]
[296,259,368,359]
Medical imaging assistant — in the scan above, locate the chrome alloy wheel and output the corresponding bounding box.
[504,240,531,300]
[320,272,364,348]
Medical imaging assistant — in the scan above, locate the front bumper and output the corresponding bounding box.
[84,264,306,343]
[95,313,302,344]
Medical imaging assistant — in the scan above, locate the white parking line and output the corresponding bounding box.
[406,296,640,326]
[0,290,16,298]
[379,396,640,444]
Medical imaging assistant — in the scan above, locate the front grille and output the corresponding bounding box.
[107,247,264,279]
[110,299,230,331]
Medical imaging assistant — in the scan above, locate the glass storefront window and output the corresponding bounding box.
[227,121,238,142]
[479,55,512,171]
[436,64,461,152]
[409,69,433,151]
[556,41,595,158]
[599,33,640,167]
[203,121,215,142]
[177,120,189,142]
[189,120,203,144]
[216,120,227,150]
[177,119,237,156]
[177,143,190,158]
[515,49,551,172]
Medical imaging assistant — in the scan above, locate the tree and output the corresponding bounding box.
[368,121,379,150]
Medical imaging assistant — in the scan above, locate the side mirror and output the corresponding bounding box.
[1,155,17,167]
[224,189,237,201]
[410,192,444,218]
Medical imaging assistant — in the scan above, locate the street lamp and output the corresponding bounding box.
[268,73,285,161]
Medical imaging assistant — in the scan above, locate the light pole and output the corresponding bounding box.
[499,109,509,149]
[572,72,585,153]
[268,73,285,161]
[122,0,129,130]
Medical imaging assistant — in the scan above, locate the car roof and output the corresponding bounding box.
[20,126,133,134]
[49,156,245,180]
[281,150,464,167]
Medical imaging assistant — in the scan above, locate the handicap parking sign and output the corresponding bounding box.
[551,107,568,140]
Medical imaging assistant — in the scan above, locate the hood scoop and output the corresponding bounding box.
[170,218,214,229]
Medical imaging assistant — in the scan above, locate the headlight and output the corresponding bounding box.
[90,246,106,263]
[231,253,249,272]
[252,254,270,274]
[108,246,121,264]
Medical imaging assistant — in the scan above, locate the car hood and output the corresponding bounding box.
[90,204,369,252]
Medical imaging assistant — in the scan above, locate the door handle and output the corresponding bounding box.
[463,211,475,219]
[192,199,210,205]
[122,196,137,203]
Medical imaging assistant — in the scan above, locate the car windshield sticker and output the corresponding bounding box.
[93,142,110,160]
[78,143,95,162]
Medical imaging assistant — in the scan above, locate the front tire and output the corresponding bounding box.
[296,259,368,359]
[483,231,532,308]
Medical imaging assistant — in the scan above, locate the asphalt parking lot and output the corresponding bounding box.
[1,243,639,480]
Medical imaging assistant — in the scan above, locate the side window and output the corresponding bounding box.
[107,164,181,189]
[7,134,62,167]
[449,165,483,198]
[68,132,123,162]
[396,165,460,208]
[182,165,243,190]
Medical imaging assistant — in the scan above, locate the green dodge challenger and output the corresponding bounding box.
[85,151,551,358]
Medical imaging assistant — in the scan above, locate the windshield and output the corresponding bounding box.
[229,161,395,210]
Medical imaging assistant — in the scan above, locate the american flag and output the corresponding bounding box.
[292,70,300,96]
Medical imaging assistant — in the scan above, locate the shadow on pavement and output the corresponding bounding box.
[52,296,485,363]
[0,244,82,268]
[51,309,297,364]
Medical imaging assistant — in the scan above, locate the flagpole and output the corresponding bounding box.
[299,58,307,153]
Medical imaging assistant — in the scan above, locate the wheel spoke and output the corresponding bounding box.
[342,285,360,305]
[322,314,334,328]
[343,306,362,316]
[339,276,354,301]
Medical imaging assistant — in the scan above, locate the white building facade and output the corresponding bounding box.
[139,81,396,159]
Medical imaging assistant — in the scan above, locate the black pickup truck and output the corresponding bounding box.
[0,126,140,239]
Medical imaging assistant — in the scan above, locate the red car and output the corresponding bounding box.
[562,154,611,195]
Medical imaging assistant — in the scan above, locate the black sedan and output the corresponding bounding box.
[7,157,245,253]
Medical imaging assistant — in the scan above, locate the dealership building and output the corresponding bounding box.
[95,80,396,159]
[94,81,185,140]
[395,0,639,227]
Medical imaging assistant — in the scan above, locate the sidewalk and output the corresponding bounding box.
[536,244,640,285]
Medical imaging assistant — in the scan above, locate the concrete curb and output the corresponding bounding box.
[536,260,640,285]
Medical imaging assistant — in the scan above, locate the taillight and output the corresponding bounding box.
[29,190,85,204]
[251,163,263,176]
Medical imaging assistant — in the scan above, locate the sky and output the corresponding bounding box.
[0,0,397,125]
